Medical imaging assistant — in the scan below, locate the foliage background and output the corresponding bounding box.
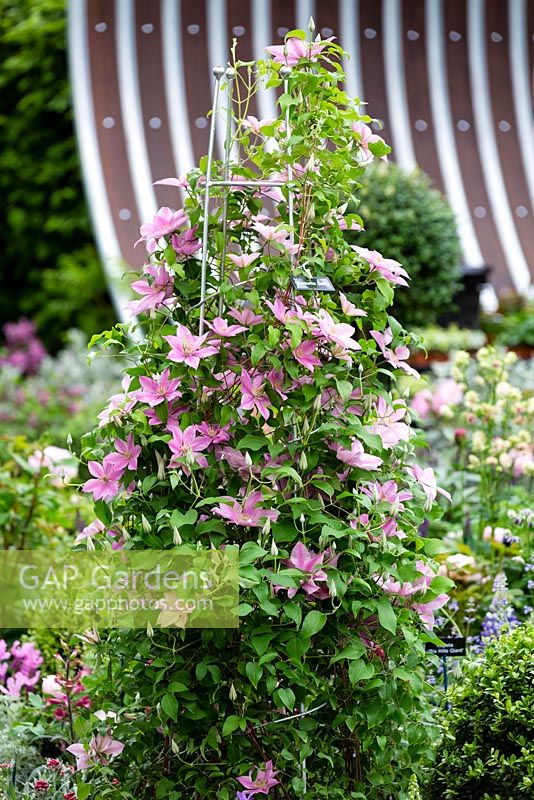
[0,0,114,349]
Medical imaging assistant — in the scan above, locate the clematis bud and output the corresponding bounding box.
[146,621,154,638]
[141,514,152,534]
[313,395,322,413]
[66,432,73,447]
[262,517,271,537]
[245,452,253,468]
[309,16,316,33]
[229,683,237,701]
[173,527,182,545]
[270,539,279,556]
[299,451,308,471]
[300,514,306,525]
[155,450,166,481]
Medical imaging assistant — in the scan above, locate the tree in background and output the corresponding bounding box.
[0,0,115,349]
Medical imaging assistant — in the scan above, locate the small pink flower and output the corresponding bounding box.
[242,116,277,134]
[127,264,174,315]
[213,491,279,527]
[237,760,279,794]
[408,465,451,507]
[339,292,367,317]
[206,317,247,337]
[138,369,182,407]
[136,206,188,245]
[82,455,123,502]
[368,397,411,448]
[195,422,231,448]
[316,309,361,352]
[154,176,189,189]
[371,328,419,378]
[167,424,209,471]
[352,121,389,163]
[107,433,141,472]
[265,36,334,66]
[334,439,382,471]
[67,734,124,771]
[276,542,337,600]
[354,246,409,287]
[165,325,219,369]
[171,226,202,257]
[228,307,263,327]
[240,370,271,420]
[227,252,260,270]
[267,367,288,400]
[293,340,321,371]
[75,519,105,545]
[412,594,449,630]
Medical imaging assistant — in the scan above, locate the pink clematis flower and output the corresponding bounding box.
[229,307,264,327]
[240,370,271,421]
[339,292,367,317]
[237,760,280,795]
[363,480,412,511]
[368,396,411,448]
[410,389,432,420]
[408,465,451,508]
[167,424,209,471]
[253,222,299,255]
[75,519,105,545]
[67,734,124,771]
[206,317,247,337]
[352,121,389,163]
[171,226,202,257]
[154,176,189,189]
[127,264,174,316]
[165,325,219,369]
[82,455,123,501]
[138,369,182,407]
[412,594,449,630]
[277,542,338,600]
[227,253,260,270]
[371,328,419,378]
[293,340,322,371]
[266,36,333,66]
[136,206,188,246]
[213,491,279,527]
[242,116,277,135]
[353,246,409,287]
[195,422,231,449]
[413,379,463,418]
[107,433,141,473]
[266,368,288,401]
[334,439,383,471]
[316,309,361,352]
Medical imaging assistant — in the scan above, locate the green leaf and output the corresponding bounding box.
[245,661,263,689]
[348,660,375,683]
[276,687,296,711]
[301,610,327,639]
[236,434,267,451]
[170,508,198,529]
[76,784,91,800]
[284,602,302,628]
[335,379,353,402]
[161,693,178,721]
[239,542,268,566]
[376,599,397,635]
[429,575,455,593]
[222,715,243,736]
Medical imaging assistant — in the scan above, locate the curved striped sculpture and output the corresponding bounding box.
[68,0,534,319]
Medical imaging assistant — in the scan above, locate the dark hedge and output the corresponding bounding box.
[352,163,462,329]
[0,0,115,349]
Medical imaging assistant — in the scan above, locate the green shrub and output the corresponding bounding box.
[423,622,534,800]
[353,163,462,328]
[0,0,114,349]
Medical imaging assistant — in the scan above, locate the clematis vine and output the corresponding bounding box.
[135,206,188,248]
[353,246,410,287]
[138,369,182,407]
[334,439,383,470]
[275,542,338,599]
[371,328,419,377]
[265,35,333,66]
[240,370,271,420]
[82,455,123,502]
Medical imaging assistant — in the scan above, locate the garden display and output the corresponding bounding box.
[0,22,532,800]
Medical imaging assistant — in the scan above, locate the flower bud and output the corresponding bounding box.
[299,451,308,471]
[270,538,279,556]
[262,517,271,537]
[173,527,182,545]
[141,514,152,534]
[245,452,253,468]
[146,621,154,638]
[229,683,237,701]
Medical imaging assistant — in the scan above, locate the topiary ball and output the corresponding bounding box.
[422,622,534,800]
[353,162,462,328]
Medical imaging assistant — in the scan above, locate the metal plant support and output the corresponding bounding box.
[198,65,294,336]
[196,63,309,791]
